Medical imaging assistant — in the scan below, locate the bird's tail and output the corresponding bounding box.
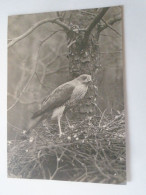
[31,109,44,119]
[31,107,52,119]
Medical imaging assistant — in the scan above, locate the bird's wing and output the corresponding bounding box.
[32,83,75,118]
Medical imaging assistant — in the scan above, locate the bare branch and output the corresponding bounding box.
[101,18,121,36]
[81,10,96,17]
[35,72,48,89]
[94,157,110,179]
[50,151,65,179]
[7,122,23,131]
[8,18,71,48]
[99,15,122,33]
[83,8,109,44]
[67,40,76,48]
[7,31,58,111]
[53,20,71,32]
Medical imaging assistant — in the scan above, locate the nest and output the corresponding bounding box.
[8,111,126,184]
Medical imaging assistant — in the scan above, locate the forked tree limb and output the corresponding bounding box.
[8,8,120,49]
[7,31,59,111]
[101,18,121,36]
[8,17,71,48]
[99,15,122,33]
[82,8,109,45]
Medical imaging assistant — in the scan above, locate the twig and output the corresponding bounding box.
[8,110,126,183]
[67,40,76,48]
[7,122,23,131]
[8,17,71,48]
[35,72,49,89]
[99,109,107,128]
[94,157,110,179]
[7,31,58,111]
[99,15,122,33]
[81,10,96,17]
[101,18,121,36]
[50,151,65,179]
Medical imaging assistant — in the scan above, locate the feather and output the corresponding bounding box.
[30,74,91,136]
[31,83,75,119]
[69,84,88,105]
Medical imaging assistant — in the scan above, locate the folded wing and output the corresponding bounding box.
[31,83,75,119]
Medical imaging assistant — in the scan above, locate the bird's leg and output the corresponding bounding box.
[65,114,74,129]
[58,116,62,137]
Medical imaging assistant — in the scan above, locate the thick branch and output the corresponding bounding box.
[83,8,109,44]
[8,18,71,48]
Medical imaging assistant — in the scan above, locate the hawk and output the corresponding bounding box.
[31,74,92,136]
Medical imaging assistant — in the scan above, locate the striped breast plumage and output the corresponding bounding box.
[66,84,88,107]
[51,84,88,120]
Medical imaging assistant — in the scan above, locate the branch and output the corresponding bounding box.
[8,18,71,48]
[83,8,109,43]
[94,157,110,179]
[101,18,121,36]
[53,19,70,32]
[35,72,49,89]
[7,31,58,111]
[81,10,96,17]
[99,15,122,33]
[50,151,65,179]
[67,40,76,48]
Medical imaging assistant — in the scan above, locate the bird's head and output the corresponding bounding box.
[76,74,92,84]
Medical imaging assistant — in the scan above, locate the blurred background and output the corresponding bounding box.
[7,6,126,184]
[8,6,124,138]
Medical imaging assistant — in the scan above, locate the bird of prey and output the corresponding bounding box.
[31,74,92,136]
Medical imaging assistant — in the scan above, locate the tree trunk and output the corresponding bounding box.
[67,29,102,117]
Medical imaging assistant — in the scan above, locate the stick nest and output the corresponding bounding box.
[8,111,126,184]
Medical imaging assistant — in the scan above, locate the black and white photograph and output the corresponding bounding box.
[7,6,126,184]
